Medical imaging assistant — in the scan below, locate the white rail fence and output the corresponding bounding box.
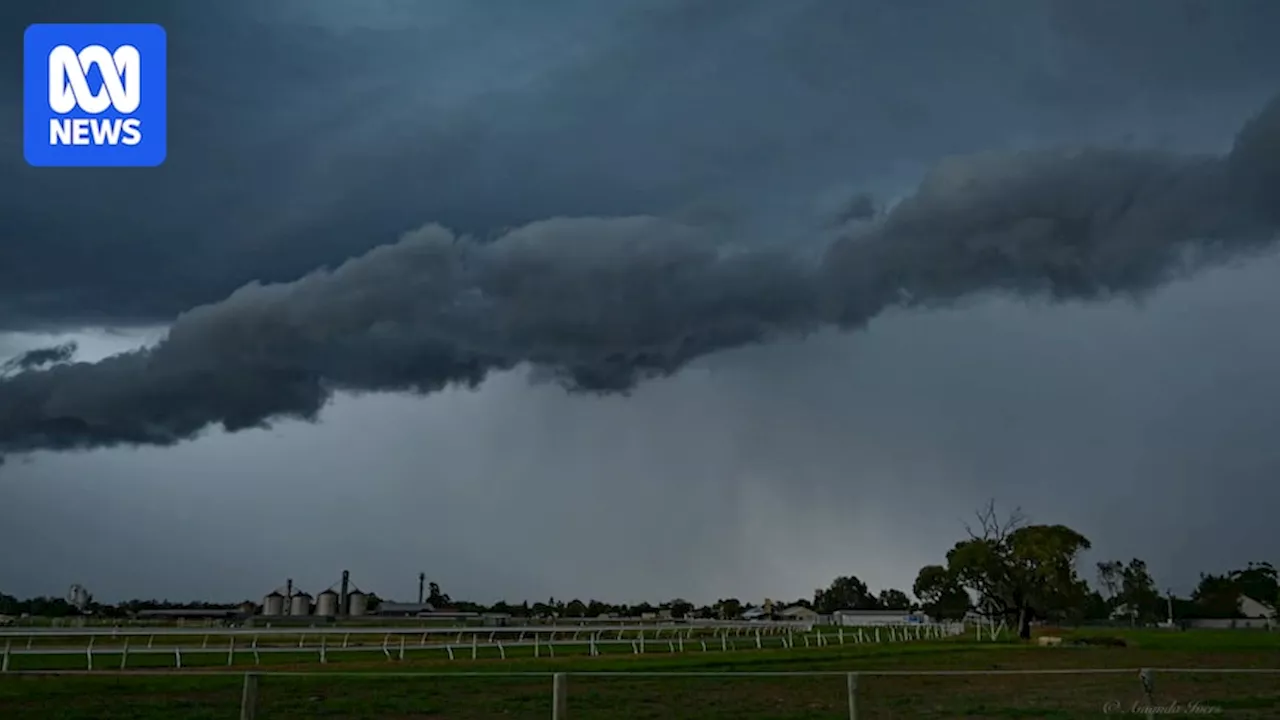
[6,667,1278,720]
[0,622,966,671]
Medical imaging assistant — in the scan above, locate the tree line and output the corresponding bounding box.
[4,504,1276,633]
[908,502,1279,639]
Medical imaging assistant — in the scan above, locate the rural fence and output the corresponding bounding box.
[0,623,966,671]
[6,667,1280,719]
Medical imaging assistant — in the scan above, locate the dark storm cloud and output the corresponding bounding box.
[4,0,1279,329]
[0,97,1277,460]
[1,341,77,374]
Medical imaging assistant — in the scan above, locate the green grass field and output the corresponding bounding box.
[2,628,1278,718]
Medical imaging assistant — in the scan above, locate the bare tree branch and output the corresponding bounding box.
[963,499,1027,542]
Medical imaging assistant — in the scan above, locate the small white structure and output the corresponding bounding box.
[1239,595,1276,619]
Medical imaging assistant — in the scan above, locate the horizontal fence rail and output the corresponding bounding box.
[6,667,1278,719]
[9,667,1280,677]
[0,622,966,671]
[0,621,814,638]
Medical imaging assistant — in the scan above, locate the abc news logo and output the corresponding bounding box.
[48,44,144,147]
[23,23,167,168]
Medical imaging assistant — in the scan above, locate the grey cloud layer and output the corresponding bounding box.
[4,0,1279,329]
[0,341,77,374]
[1,97,1276,460]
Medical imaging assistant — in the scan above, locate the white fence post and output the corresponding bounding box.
[1140,668,1155,719]
[2,639,9,673]
[846,672,859,720]
[552,672,568,720]
[240,673,259,720]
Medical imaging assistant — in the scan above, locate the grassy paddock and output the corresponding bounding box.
[1,628,1278,718]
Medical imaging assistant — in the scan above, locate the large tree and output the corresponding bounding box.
[1096,560,1123,606]
[912,565,971,620]
[942,502,1092,639]
[814,575,878,614]
[714,598,743,619]
[1118,559,1162,625]
[1095,558,1162,623]
[1192,562,1279,618]
[1232,562,1279,606]
[878,588,912,610]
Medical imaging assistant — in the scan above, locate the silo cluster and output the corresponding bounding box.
[260,570,369,617]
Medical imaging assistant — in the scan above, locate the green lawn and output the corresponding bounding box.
[1,628,1277,718]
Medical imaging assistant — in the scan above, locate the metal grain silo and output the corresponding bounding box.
[290,592,312,616]
[263,592,285,616]
[347,590,368,617]
[316,590,339,617]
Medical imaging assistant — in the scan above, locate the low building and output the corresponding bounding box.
[373,602,436,617]
[833,609,930,626]
[779,606,820,623]
[1239,595,1276,619]
[373,602,482,622]
[132,608,245,624]
[1186,595,1276,629]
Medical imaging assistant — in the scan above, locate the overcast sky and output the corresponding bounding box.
[3,0,1280,606]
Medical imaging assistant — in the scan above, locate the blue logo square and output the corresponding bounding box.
[23,23,167,168]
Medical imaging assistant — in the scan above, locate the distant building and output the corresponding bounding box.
[372,602,482,621]
[742,607,769,621]
[1184,595,1275,630]
[133,608,244,623]
[639,609,674,621]
[1239,595,1276,619]
[1110,604,1138,622]
[779,606,820,623]
[833,609,929,626]
[373,602,436,617]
